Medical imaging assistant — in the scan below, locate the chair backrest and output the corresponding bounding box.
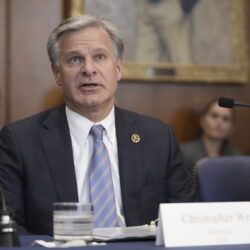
[196,156,250,202]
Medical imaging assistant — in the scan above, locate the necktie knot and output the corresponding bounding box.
[90,125,104,141]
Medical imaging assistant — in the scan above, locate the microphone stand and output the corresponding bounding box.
[0,187,21,247]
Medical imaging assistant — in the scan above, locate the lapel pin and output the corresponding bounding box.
[131,134,140,143]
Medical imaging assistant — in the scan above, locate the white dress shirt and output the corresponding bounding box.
[65,106,126,226]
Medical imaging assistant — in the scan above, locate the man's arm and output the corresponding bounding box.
[165,126,195,202]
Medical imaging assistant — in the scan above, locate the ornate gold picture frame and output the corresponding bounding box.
[64,0,248,83]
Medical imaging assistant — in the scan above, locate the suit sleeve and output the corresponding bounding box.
[165,126,195,202]
[0,125,30,234]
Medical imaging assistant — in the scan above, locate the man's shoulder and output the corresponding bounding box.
[2,105,65,133]
[115,106,172,129]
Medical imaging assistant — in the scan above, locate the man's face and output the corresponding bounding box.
[200,103,233,141]
[52,27,123,117]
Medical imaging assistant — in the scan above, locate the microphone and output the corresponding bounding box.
[0,187,20,247]
[218,97,250,108]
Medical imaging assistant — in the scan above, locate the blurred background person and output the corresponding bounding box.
[180,99,242,175]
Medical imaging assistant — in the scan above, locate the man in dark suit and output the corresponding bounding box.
[0,15,194,235]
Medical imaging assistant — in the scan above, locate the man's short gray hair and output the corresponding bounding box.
[47,15,124,66]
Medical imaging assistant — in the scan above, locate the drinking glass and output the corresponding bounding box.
[53,202,93,242]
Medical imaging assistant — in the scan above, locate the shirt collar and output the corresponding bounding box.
[65,106,116,146]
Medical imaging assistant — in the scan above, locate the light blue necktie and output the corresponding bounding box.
[89,125,118,227]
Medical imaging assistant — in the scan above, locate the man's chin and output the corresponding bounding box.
[81,101,101,109]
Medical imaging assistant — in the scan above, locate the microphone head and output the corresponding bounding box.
[218,97,235,108]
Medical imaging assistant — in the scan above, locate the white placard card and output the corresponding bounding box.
[156,202,250,247]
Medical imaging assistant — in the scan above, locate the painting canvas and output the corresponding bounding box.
[65,0,248,83]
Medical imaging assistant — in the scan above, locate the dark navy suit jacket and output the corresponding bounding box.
[0,105,194,235]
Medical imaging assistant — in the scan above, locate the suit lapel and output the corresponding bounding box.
[115,107,143,226]
[39,105,78,202]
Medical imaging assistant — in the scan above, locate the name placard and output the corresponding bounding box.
[156,202,250,247]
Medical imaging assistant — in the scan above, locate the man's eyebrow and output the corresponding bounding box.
[93,48,108,53]
[66,50,82,55]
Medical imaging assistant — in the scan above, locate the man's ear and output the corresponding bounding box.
[116,57,124,81]
[51,64,62,86]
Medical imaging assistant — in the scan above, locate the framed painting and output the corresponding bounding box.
[64,0,248,83]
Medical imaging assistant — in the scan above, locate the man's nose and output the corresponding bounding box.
[80,59,96,77]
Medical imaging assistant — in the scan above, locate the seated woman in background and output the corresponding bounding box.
[180,99,242,175]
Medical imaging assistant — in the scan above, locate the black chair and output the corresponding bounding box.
[196,156,250,202]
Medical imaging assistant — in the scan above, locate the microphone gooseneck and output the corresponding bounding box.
[218,97,250,108]
[0,188,8,215]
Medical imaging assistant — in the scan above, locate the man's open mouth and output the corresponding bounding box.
[80,83,98,87]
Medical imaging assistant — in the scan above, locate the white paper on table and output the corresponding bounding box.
[93,224,156,241]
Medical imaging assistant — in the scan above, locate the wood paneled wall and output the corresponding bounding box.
[1,0,250,154]
[0,0,6,125]
[0,0,64,127]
